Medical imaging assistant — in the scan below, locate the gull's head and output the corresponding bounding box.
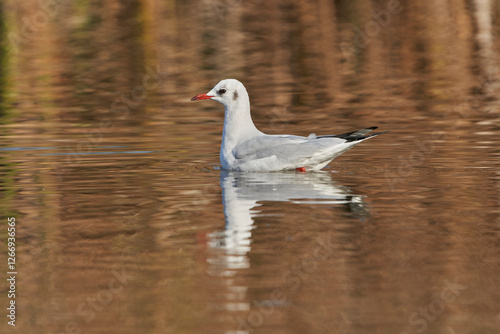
[191,79,246,107]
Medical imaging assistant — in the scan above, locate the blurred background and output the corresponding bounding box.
[0,0,499,333]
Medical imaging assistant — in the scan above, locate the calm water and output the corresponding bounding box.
[1,0,500,333]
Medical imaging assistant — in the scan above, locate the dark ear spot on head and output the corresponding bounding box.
[233,91,238,101]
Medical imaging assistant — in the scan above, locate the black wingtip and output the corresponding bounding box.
[346,129,389,142]
[338,127,387,142]
[317,127,388,142]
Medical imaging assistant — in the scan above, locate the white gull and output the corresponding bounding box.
[191,79,387,172]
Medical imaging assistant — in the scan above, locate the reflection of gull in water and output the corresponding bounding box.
[206,170,370,316]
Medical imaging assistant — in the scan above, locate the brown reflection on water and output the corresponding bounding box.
[1,0,500,333]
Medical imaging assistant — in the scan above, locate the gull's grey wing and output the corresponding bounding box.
[234,135,346,161]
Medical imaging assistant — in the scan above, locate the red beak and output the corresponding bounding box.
[191,93,213,101]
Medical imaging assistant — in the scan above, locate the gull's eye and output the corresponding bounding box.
[218,88,227,95]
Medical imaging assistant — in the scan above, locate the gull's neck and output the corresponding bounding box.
[221,93,261,150]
